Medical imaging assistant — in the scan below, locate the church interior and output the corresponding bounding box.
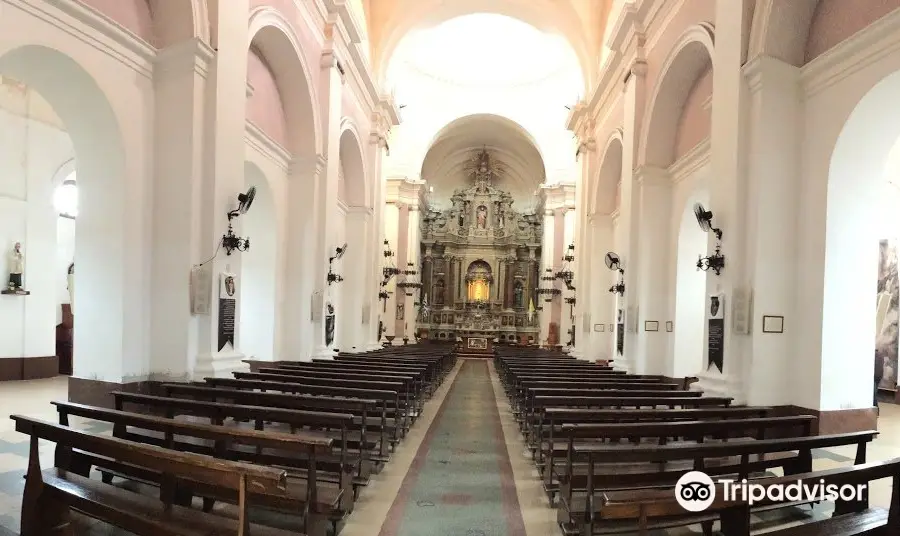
[2,0,900,534]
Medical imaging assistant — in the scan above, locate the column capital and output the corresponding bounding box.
[742,54,800,95]
[154,38,215,78]
[346,205,373,217]
[634,165,670,187]
[289,154,327,178]
[543,208,555,217]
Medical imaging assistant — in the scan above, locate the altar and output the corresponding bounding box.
[460,335,493,356]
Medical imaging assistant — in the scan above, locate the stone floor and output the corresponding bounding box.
[0,370,897,535]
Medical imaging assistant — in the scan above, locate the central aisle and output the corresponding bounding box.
[377,359,527,536]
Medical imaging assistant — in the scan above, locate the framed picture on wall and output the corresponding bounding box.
[762,315,784,333]
[666,321,673,332]
[594,323,605,332]
[644,320,659,332]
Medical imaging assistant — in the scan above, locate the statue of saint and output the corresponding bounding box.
[325,302,335,346]
[514,284,524,308]
[7,242,24,290]
[67,262,75,313]
[476,205,487,229]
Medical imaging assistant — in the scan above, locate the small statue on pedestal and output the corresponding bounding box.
[7,242,24,290]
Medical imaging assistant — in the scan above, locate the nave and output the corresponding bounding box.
[2,348,900,535]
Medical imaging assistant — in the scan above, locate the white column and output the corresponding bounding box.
[341,207,370,351]
[281,157,324,362]
[366,127,388,350]
[193,0,250,378]
[148,41,212,380]
[403,204,421,341]
[383,202,401,339]
[617,61,647,373]
[539,208,556,346]
[310,41,343,359]
[633,167,672,375]
[741,56,801,405]
[562,208,577,351]
[588,214,615,361]
[695,0,752,399]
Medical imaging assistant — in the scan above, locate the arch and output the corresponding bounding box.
[239,160,278,361]
[0,44,128,379]
[247,7,322,158]
[590,129,624,216]
[339,119,369,208]
[748,0,818,67]
[672,188,709,378]
[51,157,78,188]
[374,0,593,93]
[421,113,547,208]
[819,68,900,409]
[639,23,715,169]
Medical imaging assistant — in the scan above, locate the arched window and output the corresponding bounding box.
[54,174,78,219]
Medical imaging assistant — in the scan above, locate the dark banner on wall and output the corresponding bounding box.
[707,293,724,373]
[876,240,899,389]
[616,308,624,356]
[218,273,236,351]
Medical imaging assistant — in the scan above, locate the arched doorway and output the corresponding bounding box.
[0,44,126,383]
[239,162,277,361]
[820,68,900,409]
[337,126,369,352]
[672,190,709,378]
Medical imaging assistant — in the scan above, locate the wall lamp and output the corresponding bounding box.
[605,252,625,295]
[222,187,256,255]
[327,243,347,285]
[693,203,725,275]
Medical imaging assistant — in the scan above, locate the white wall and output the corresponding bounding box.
[667,164,709,378]
[0,100,73,360]
[56,217,75,323]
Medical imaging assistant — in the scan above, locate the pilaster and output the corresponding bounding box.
[194,0,251,378]
[633,166,672,375]
[588,214,616,361]
[310,31,345,359]
[741,55,801,405]
[539,208,556,346]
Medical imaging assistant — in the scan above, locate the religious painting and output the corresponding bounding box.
[515,316,523,327]
[501,316,509,326]
[476,205,488,229]
[876,239,899,390]
[448,314,455,324]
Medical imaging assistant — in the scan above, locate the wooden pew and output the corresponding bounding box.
[159,382,387,470]
[596,458,900,535]
[51,401,338,535]
[543,416,816,501]
[205,376,403,449]
[232,372,413,433]
[559,431,879,535]
[111,390,360,521]
[12,415,298,536]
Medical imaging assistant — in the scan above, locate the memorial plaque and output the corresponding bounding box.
[707,293,724,372]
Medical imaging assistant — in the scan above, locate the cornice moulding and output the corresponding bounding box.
[25,0,155,78]
[800,8,900,98]
[245,121,292,171]
[668,137,710,183]
[154,38,214,79]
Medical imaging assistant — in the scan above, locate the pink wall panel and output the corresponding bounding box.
[81,0,155,45]
[673,64,712,161]
[805,0,900,63]
[246,48,288,147]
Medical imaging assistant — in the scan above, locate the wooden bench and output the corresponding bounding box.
[51,401,338,535]
[560,430,879,535]
[597,458,900,535]
[12,415,298,536]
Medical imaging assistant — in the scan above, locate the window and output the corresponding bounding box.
[54,176,78,219]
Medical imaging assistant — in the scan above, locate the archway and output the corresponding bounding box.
[588,133,623,361]
[239,162,277,361]
[336,126,368,351]
[822,68,900,409]
[0,44,126,382]
[672,189,709,378]
[247,8,322,360]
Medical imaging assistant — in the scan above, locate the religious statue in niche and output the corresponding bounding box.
[476,205,487,229]
[457,210,465,228]
[514,281,524,309]
[325,302,335,346]
[433,279,445,305]
[7,242,24,290]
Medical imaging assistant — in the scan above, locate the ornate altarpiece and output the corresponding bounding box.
[416,149,543,344]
